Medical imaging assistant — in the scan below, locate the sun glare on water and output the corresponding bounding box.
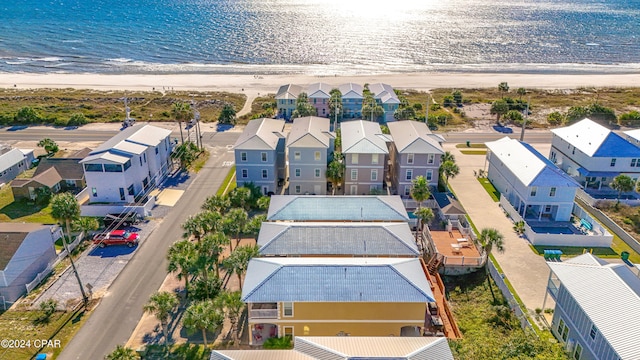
[298,0,438,19]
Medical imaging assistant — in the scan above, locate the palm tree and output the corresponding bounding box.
[218,291,245,347]
[475,228,505,302]
[228,187,252,210]
[362,93,384,122]
[167,240,198,298]
[498,82,510,96]
[223,244,260,289]
[106,345,138,360]
[223,208,249,250]
[329,88,343,130]
[326,158,345,195]
[516,87,526,100]
[199,232,227,279]
[441,151,455,164]
[513,221,526,237]
[182,300,224,347]
[610,175,635,204]
[72,217,99,240]
[440,160,460,190]
[50,192,88,305]
[246,214,266,242]
[143,291,179,345]
[291,92,316,119]
[202,194,231,215]
[172,102,192,144]
[182,212,217,243]
[37,138,59,155]
[410,176,431,208]
[414,207,434,232]
[256,196,270,211]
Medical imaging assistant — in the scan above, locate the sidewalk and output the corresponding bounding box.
[444,143,550,312]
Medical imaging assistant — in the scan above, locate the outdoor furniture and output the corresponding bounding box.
[428,302,438,315]
[431,315,444,328]
[544,249,563,261]
[451,243,462,254]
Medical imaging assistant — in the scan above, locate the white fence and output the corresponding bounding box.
[500,196,613,247]
[488,260,535,333]
[577,188,640,207]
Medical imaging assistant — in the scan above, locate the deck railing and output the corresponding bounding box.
[249,309,278,319]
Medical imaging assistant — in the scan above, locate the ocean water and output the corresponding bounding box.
[0,0,639,75]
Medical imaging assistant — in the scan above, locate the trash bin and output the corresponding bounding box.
[466,141,470,147]
[621,251,630,261]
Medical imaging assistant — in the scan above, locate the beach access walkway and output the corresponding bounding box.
[445,142,552,312]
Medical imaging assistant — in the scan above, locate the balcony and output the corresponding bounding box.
[249,303,278,319]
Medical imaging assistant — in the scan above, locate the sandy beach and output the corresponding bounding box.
[1,72,640,95]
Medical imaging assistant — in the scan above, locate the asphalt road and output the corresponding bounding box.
[57,134,239,360]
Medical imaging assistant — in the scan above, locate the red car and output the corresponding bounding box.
[93,230,139,248]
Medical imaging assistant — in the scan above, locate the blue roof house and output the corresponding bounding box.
[550,118,640,191]
[242,257,434,343]
[486,137,580,222]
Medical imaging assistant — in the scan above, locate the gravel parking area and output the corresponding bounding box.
[33,220,159,309]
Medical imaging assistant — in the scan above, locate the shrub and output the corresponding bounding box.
[68,113,88,126]
[547,111,564,125]
[619,110,640,127]
[263,336,292,349]
[15,106,41,123]
[443,95,454,108]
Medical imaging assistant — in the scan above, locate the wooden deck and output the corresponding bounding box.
[420,259,462,339]
[430,229,481,258]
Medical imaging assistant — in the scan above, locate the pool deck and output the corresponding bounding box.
[431,229,481,258]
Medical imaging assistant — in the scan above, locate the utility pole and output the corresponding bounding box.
[425,94,429,122]
[520,96,530,142]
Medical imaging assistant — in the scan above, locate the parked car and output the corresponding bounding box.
[102,213,141,229]
[93,230,139,248]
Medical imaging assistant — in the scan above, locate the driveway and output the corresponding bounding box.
[445,142,553,312]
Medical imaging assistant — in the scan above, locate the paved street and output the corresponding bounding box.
[58,135,239,360]
[445,142,553,312]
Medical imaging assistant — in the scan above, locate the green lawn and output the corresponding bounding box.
[460,150,487,155]
[477,177,500,202]
[455,143,487,149]
[0,185,55,223]
[530,245,618,258]
[216,166,237,196]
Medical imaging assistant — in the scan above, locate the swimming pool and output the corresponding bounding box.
[531,226,577,235]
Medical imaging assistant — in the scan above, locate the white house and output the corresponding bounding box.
[486,137,580,221]
[0,145,33,185]
[80,124,173,204]
[550,118,640,190]
[234,118,286,195]
[0,224,60,305]
[545,253,640,360]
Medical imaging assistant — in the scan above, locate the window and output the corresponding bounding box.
[104,164,123,172]
[352,154,359,164]
[404,186,411,196]
[284,326,294,337]
[143,153,146,163]
[428,154,435,164]
[261,152,268,162]
[530,187,537,197]
[610,158,616,167]
[295,185,301,194]
[84,164,103,172]
[142,177,149,190]
[632,159,637,167]
[119,188,125,201]
[155,147,158,154]
[371,154,379,164]
[351,169,358,180]
[123,160,131,171]
[314,168,321,178]
[558,319,569,342]
[91,187,98,197]
[241,169,248,178]
[314,151,321,161]
[550,187,556,197]
[294,151,301,160]
[262,169,268,179]
[371,169,378,181]
[127,185,134,196]
[295,168,301,177]
[545,205,552,212]
[140,157,143,166]
[406,169,413,181]
[407,154,414,164]
[589,325,598,340]
[426,170,433,181]
[283,302,293,317]
[240,152,247,162]
[573,343,582,360]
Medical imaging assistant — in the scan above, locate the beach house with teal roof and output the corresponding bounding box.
[550,118,640,190]
[266,195,409,222]
[486,137,579,221]
[257,221,419,257]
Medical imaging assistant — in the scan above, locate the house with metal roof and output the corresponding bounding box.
[258,222,419,257]
[276,84,304,120]
[267,195,409,222]
[338,83,364,119]
[388,120,444,199]
[550,118,640,191]
[287,117,334,195]
[0,223,60,305]
[369,83,401,123]
[544,253,640,360]
[242,257,435,344]
[306,83,333,118]
[211,336,454,360]
[0,147,32,185]
[12,156,86,200]
[486,137,580,222]
[234,118,286,195]
[80,124,173,204]
[342,120,390,195]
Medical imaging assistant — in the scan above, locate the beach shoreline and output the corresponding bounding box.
[1,72,640,95]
